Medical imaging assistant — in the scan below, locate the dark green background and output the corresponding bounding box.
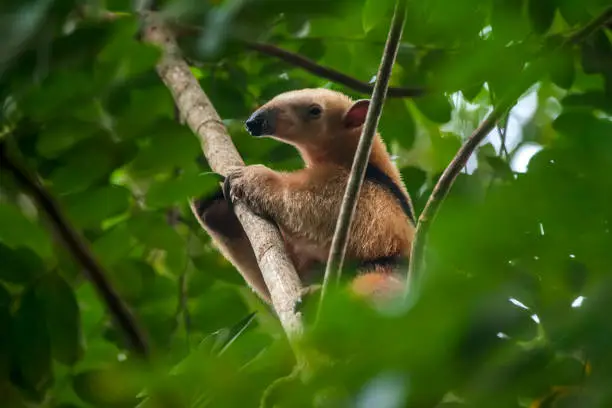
[1,0,611,406]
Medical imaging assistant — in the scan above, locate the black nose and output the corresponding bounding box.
[245,109,275,137]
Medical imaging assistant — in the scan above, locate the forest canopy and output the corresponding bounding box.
[1,0,612,407]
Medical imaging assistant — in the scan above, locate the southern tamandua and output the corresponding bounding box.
[191,88,416,304]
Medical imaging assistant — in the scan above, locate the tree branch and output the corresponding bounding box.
[141,13,304,337]
[405,5,612,299]
[243,41,426,98]
[0,142,149,357]
[319,0,407,308]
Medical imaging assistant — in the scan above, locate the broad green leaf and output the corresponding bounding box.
[36,273,83,366]
[49,139,121,195]
[414,94,452,124]
[62,185,131,229]
[128,119,200,178]
[202,77,251,120]
[0,284,11,381]
[379,99,416,149]
[490,0,530,44]
[0,204,52,257]
[527,0,556,35]
[108,259,148,303]
[0,244,45,284]
[112,85,176,138]
[580,31,612,75]
[72,367,141,407]
[92,223,138,266]
[296,39,326,62]
[20,70,98,121]
[11,285,52,392]
[128,212,184,251]
[189,286,249,334]
[549,49,576,90]
[563,91,612,114]
[146,169,220,209]
[400,166,427,200]
[429,132,462,173]
[96,17,161,82]
[36,119,102,159]
[191,253,245,286]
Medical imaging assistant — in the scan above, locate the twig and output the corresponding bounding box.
[405,5,612,299]
[319,0,407,308]
[497,113,510,158]
[0,142,148,357]
[244,41,425,98]
[405,102,512,296]
[141,13,304,338]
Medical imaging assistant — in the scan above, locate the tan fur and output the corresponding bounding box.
[197,88,415,303]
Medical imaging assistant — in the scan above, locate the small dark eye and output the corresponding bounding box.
[308,104,322,118]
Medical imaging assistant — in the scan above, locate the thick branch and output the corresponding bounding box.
[0,142,148,357]
[141,13,304,337]
[320,0,407,305]
[405,5,612,298]
[244,41,425,98]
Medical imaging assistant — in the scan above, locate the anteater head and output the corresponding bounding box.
[244,88,370,149]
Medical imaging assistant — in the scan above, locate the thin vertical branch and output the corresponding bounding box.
[405,102,512,297]
[319,0,407,307]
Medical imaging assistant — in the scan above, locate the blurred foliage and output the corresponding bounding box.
[0,0,612,407]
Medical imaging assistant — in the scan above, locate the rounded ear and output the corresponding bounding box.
[342,99,370,129]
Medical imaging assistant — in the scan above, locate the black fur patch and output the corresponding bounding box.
[193,186,225,217]
[365,164,415,224]
[356,255,408,274]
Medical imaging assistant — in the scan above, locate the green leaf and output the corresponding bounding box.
[362,0,394,32]
[128,119,200,178]
[296,39,326,62]
[563,91,612,114]
[189,286,249,334]
[62,185,131,229]
[72,367,141,407]
[484,156,514,181]
[92,223,137,266]
[0,244,45,285]
[414,94,452,124]
[490,0,530,44]
[564,259,588,294]
[36,273,83,366]
[0,284,12,382]
[20,70,98,122]
[430,132,462,173]
[108,259,148,303]
[400,166,427,200]
[36,119,102,159]
[379,99,416,149]
[0,204,52,257]
[146,170,220,209]
[96,18,161,82]
[213,312,257,355]
[11,285,52,392]
[580,31,612,75]
[49,139,121,195]
[549,49,576,90]
[461,84,484,102]
[202,77,250,119]
[127,212,184,251]
[191,253,245,286]
[527,0,556,35]
[113,85,176,137]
